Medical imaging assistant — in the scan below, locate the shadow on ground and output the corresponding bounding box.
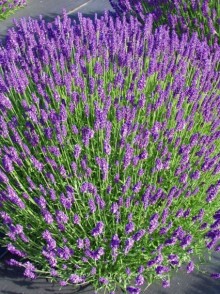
[0,251,219,294]
[0,254,94,294]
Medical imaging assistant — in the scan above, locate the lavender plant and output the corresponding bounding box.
[0,11,220,294]
[0,0,27,20]
[109,0,220,44]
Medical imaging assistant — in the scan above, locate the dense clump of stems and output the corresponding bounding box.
[0,11,220,294]
[109,0,220,44]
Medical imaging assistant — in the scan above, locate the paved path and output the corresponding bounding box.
[0,0,114,38]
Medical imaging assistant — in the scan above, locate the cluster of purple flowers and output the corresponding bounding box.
[109,0,220,44]
[0,0,27,19]
[0,10,219,294]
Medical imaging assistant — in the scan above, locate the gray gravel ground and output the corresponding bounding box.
[0,0,220,293]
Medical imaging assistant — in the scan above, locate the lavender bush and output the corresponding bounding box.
[109,0,220,44]
[0,0,27,20]
[0,11,220,294]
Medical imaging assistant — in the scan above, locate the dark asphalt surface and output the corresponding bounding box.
[0,0,114,39]
[0,251,220,294]
[0,0,220,293]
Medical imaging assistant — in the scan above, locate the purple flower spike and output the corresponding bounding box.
[59,281,68,287]
[156,265,170,275]
[125,221,135,234]
[180,234,193,249]
[186,261,195,273]
[148,213,159,234]
[7,243,27,257]
[91,221,104,237]
[82,127,94,147]
[73,214,81,225]
[88,199,96,214]
[135,274,144,286]
[210,273,220,280]
[126,267,131,276]
[99,277,109,285]
[133,229,146,241]
[69,274,83,284]
[0,94,13,110]
[90,267,97,275]
[206,183,220,203]
[126,286,141,294]
[56,210,69,224]
[2,155,14,173]
[110,202,119,214]
[23,261,37,280]
[111,234,120,249]
[162,279,170,288]
[0,170,9,183]
[124,238,135,255]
